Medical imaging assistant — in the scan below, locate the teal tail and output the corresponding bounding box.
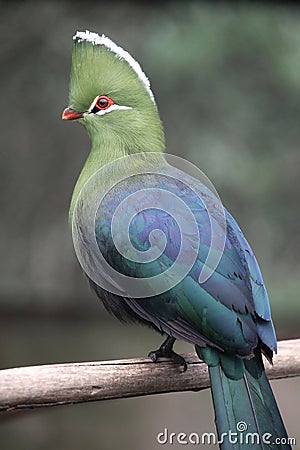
[197,347,291,450]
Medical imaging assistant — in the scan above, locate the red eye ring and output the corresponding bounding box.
[94,95,114,110]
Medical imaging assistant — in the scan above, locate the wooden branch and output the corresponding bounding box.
[0,339,299,416]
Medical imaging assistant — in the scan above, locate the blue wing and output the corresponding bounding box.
[94,169,276,358]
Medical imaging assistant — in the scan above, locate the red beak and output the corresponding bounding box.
[62,107,83,120]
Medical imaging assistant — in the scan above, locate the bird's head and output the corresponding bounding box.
[62,31,165,155]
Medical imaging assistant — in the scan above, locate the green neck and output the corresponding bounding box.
[69,110,165,222]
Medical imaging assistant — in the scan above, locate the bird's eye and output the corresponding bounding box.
[92,95,114,112]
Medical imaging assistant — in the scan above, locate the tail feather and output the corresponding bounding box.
[197,347,291,450]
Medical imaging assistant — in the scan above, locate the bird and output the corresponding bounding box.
[62,30,291,449]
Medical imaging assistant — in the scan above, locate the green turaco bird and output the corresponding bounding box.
[62,30,291,449]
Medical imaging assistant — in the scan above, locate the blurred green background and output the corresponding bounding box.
[1,1,299,449]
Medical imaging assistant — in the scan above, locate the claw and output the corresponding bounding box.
[148,350,159,363]
[148,336,187,372]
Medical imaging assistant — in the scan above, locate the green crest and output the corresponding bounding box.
[69,31,155,113]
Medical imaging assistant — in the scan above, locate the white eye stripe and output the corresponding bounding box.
[88,96,100,112]
[92,104,132,116]
[88,96,132,116]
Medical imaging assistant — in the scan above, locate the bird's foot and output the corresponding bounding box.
[148,336,187,372]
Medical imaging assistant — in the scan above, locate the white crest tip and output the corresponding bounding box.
[73,30,155,103]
